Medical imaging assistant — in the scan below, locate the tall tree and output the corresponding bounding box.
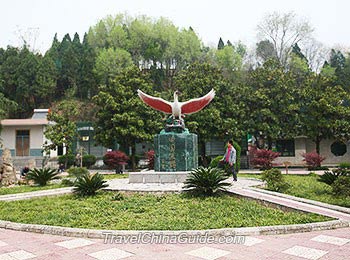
[93,66,162,170]
[217,37,225,50]
[257,11,313,67]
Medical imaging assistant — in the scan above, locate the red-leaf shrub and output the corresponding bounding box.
[302,151,326,170]
[251,148,280,170]
[103,151,129,168]
[145,150,155,170]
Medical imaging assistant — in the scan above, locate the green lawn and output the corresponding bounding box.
[101,173,129,180]
[0,183,68,195]
[0,192,331,230]
[239,172,350,208]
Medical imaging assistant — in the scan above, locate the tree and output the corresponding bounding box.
[245,59,299,147]
[94,48,133,85]
[174,62,246,164]
[93,66,162,170]
[256,40,276,63]
[44,96,80,159]
[298,74,350,154]
[257,11,313,67]
[217,37,225,50]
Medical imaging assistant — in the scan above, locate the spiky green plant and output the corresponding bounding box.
[183,167,230,196]
[73,173,108,196]
[26,168,60,186]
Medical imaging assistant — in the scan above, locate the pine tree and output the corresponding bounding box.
[218,37,225,50]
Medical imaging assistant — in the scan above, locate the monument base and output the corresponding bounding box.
[154,132,198,172]
[129,171,189,183]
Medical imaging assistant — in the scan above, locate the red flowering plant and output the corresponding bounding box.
[251,148,280,170]
[302,151,326,170]
[103,150,129,169]
[145,150,155,170]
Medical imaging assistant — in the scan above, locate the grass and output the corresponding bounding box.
[0,183,67,195]
[0,192,331,230]
[101,174,129,180]
[282,174,350,208]
[241,172,350,208]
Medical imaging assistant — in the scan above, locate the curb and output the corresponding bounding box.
[0,219,348,239]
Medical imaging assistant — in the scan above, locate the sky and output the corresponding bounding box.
[1,0,350,53]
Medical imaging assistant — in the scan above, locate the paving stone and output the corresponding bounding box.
[282,245,328,260]
[88,248,134,260]
[185,246,231,260]
[0,250,36,260]
[54,238,95,249]
[242,237,265,246]
[311,234,350,246]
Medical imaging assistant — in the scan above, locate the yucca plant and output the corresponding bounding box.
[183,167,230,196]
[26,168,60,186]
[73,173,108,196]
[319,168,350,185]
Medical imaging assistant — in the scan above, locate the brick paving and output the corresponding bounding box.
[0,227,349,259]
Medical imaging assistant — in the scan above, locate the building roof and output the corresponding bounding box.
[1,119,48,126]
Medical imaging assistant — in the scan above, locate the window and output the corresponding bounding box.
[331,141,347,156]
[16,130,30,156]
[276,139,295,157]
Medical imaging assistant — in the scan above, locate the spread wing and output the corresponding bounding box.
[181,89,215,115]
[137,89,172,114]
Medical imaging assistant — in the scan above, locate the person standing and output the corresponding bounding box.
[222,140,237,181]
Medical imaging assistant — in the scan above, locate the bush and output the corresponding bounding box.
[26,168,60,186]
[183,167,231,196]
[145,150,155,170]
[73,173,108,196]
[209,155,230,176]
[82,155,97,168]
[302,151,326,170]
[332,176,350,197]
[319,168,350,185]
[58,154,75,168]
[261,168,290,192]
[251,149,280,170]
[103,151,129,168]
[338,162,350,169]
[67,167,89,178]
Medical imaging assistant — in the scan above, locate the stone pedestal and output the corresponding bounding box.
[154,132,198,171]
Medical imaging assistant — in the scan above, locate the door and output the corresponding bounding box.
[16,130,30,156]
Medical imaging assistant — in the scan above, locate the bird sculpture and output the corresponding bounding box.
[137,89,215,120]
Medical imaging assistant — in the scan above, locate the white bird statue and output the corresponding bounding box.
[137,89,215,119]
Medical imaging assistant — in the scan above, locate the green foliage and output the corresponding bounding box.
[82,155,97,168]
[111,192,125,201]
[331,176,350,197]
[183,167,230,196]
[232,140,241,173]
[93,66,162,170]
[319,168,350,185]
[25,168,60,186]
[338,162,350,169]
[261,168,290,192]
[58,154,75,168]
[73,173,108,196]
[67,167,89,178]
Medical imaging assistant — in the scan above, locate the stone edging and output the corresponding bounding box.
[0,219,348,239]
[248,187,350,214]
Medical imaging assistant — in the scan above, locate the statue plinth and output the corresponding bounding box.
[154,131,198,172]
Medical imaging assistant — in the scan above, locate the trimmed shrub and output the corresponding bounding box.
[67,167,89,178]
[103,151,129,168]
[26,168,60,186]
[261,168,290,192]
[82,155,97,168]
[58,154,75,168]
[332,176,350,197]
[145,150,155,170]
[183,167,230,196]
[319,168,350,185]
[251,149,280,170]
[338,162,350,169]
[302,151,326,170]
[73,173,108,196]
[232,140,241,173]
